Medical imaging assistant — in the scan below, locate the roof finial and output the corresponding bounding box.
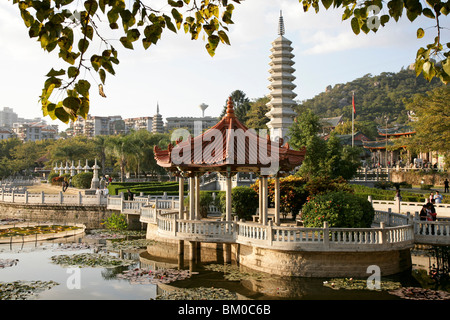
[278,10,285,36]
[157,101,160,114]
[226,96,235,117]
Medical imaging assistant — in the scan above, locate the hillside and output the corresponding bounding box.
[296,68,445,123]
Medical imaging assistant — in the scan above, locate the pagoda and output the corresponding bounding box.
[152,102,164,134]
[265,11,298,142]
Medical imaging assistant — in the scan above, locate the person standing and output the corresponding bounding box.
[444,179,449,193]
[434,191,443,203]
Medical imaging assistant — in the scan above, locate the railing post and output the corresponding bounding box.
[59,191,63,204]
[78,191,82,205]
[11,190,15,203]
[379,222,387,245]
[41,191,45,204]
[387,208,392,226]
[1,189,4,202]
[323,221,330,249]
[267,220,273,246]
[173,215,177,236]
[24,191,28,204]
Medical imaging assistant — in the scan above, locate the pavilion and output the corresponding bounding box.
[154,97,306,226]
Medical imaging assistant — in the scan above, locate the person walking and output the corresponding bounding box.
[444,179,449,193]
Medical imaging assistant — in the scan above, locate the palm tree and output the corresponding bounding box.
[105,135,134,182]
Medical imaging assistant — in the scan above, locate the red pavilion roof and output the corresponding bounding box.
[154,97,306,174]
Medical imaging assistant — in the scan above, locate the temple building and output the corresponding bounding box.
[265,12,298,143]
[362,124,416,167]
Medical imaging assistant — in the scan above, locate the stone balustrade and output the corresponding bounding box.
[0,190,107,206]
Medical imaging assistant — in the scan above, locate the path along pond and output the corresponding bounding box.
[0,229,449,300]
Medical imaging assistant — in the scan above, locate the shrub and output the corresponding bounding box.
[230,186,258,220]
[71,172,93,189]
[184,191,215,218]
[51,176,65,186]
[102,213,128,231]
[251,175,308,219]
[47,172,59,183]
[301,191,375,228]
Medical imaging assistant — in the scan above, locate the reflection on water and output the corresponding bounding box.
[0,231,446,300]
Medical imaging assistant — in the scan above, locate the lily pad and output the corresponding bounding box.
[389,287,450,300]
[106,239,156,251]
[0,280,59,300]
[323,278,402,291]
[0,259,19,269]
[116,267,194,285]
[154,287,238,300]
[50,253,135,268]
[204,264,268,281]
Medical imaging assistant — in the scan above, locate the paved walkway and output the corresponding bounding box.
[25,183,86,195]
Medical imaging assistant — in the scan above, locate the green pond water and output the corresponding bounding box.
[0,231,447,301]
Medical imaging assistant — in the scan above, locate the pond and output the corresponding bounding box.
[0,229,448,303]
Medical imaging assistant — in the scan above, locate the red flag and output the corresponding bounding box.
[352,93,356,114]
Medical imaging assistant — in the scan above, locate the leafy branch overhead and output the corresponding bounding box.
[300,0,450,84]
[12,0,449,125]
[13,0,239,123]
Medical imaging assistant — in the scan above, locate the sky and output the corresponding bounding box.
[0,0,442,131]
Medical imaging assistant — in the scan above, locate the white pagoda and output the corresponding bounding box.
[152,102,164,134]
[265,11,297,143]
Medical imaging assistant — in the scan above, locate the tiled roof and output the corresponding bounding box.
[154,97,306,174]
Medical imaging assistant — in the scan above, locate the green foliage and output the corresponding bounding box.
[219,90,252,123]
[107,181,186,196]
[297,70,444,124]
[301,191,374,228]
[13,0,239,124]
[71,172,93,189]
[251,176,308,219]
[300,0,450,84]
[102,213,128,231]
[47,172,59,183]
[289,111,360,180]
[229,186,258,220]
[400,86,450,156]
[184,191,216,218]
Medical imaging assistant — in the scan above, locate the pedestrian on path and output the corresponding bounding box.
[445,179,449,193]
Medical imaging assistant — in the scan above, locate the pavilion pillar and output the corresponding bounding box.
[195,174,201,219]
[261,176,268,225]
[179,176,185,219]
[226,174,232,222]
[189,175,195,220]
[274,175,280,225]
[258,178,263,222]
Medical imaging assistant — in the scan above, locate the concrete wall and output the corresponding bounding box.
[0,202,116,230]
[235,243,412,277]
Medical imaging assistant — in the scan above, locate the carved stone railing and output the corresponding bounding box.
[1,190,107,206]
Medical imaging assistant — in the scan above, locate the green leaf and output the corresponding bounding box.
[206,35,220,57]
[417,28,425,39]
[68,66,80,78]
[46,68,65,77]
[127,29,140,42]
[63,96,81,111]
[75,80,91,97]
[99,68,106,84]
[442,58,450,76]
[171,9,183,29]
[218,30,230,45]
[321,0,333,9]
[55,106,70,123]
[120,36,134,49]
[422,8,435,18]
[350,17,360,35]
[78,38,89,53]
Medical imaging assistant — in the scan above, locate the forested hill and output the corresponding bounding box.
[296,68,445,123]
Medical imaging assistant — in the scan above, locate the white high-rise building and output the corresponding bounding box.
[0,107,18,128]
[265,12,297,143]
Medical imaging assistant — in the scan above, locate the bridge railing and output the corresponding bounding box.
[1,190,107,206]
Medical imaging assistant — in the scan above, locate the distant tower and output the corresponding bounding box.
[152,102,164,134]
[199,103,208,117]
[265,11,297,143]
